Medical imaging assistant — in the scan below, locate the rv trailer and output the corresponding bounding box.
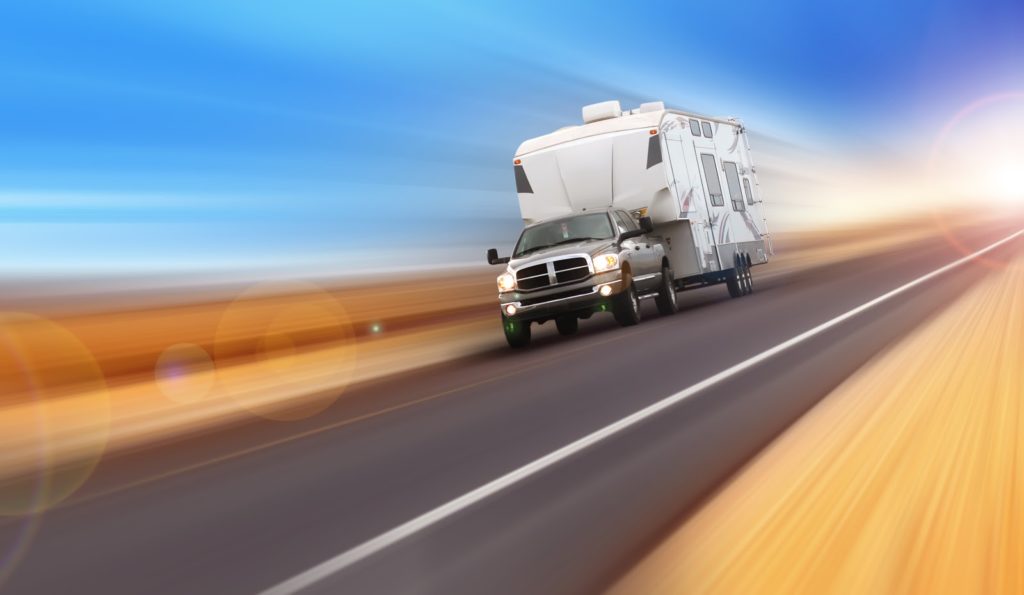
[487,100,772,347]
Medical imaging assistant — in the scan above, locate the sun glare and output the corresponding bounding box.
[985,159,1024,204]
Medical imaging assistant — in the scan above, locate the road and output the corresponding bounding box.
[1,220,1022,594]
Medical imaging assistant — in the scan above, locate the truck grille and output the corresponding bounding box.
[554,257,589,284]
[516,263,550,290]
[515,256,592,291]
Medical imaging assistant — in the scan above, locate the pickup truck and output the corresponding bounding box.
[487,208,677,348]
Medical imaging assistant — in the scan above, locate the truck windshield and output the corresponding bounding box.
[514,213,614,257]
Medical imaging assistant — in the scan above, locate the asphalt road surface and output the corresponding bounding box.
[2,221,1022,595]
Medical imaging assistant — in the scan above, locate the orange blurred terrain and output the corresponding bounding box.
[611,238,1024,594]
[0,215,978,514]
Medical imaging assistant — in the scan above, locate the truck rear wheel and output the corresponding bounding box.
[654,266,677,316]
[502,315,531,348]
[555,316,578,336]
[613,282,641,326]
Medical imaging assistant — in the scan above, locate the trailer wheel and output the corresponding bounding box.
[555,315,579,336]
[737,253,749,295]
[613,281,641,326]
[502,314,531,348]
[726,256,743,299]
[743,253,754,295]
[655,266,677,316]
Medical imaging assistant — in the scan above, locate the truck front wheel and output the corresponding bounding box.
[613,282,641,326]
[502,315,531,348]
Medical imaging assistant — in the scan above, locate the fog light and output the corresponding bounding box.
[599,284,613,297]
[505,304,517,316]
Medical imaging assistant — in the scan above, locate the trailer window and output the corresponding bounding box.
[689,119,701,136]
[742,177,755,205]
[723,162,745,211]
[514,164,532,194]
[700,154,725,207]
[701,121,713,138]
[646,133,662,169]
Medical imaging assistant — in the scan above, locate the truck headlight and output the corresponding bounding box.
[497,272,516,292]
[593,253,619,273]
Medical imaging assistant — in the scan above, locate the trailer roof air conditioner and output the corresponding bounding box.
[582,100,622,124]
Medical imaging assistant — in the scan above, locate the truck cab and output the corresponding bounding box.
[488,209,677,348]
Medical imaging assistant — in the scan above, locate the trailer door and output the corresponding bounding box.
[664,125,715,271]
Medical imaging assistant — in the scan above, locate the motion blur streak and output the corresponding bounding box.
[0,221,955,496]
[611,251,1024,594]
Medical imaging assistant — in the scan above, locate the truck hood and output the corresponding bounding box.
[509,239,616,268]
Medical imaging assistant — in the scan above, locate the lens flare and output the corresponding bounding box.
[0,313,110,515]
[928,91,1024,267]
[213,282,357,421]
[155,343,216,403]
[0,514,41,590]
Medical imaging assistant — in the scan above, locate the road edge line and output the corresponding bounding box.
[262,228,1024,595]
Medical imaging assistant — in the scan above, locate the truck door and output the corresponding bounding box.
[614,211,659,291]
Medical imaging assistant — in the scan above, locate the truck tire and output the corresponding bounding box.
[555,316,579,336]
[502,314,531,348]
[654,266,677,316]
[613,281,641,326]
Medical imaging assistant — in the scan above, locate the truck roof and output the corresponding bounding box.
[515,100,738,157]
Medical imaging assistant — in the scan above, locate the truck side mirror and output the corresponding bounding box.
[639,216,654,233]
[487,248,510,265]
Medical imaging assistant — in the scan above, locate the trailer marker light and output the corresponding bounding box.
[504,304,517,316]
[649,129,658,135]
[513,159,521,165]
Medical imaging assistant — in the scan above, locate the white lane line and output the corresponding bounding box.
[262,228,1024,595]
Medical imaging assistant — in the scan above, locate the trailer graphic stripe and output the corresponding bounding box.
[261,228,1024,595]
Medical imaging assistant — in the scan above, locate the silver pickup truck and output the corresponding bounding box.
[487,208,677,348]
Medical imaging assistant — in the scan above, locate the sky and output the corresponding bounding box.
[1,0,1022,275]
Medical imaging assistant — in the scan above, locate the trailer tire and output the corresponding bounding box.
[555,315,579,336]
[726,267,743,298]
[502,314,531,348]
[743,253,754,295]
[737,253,750,295]
[613,281,641,326]
[654,266,677,316]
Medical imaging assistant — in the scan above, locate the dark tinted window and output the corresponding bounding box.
[646,134,662,169]
[701,121,713,138]
[514,164,532,193]
[689,119,701,136]
[723,162,744,211]
[700,154,725,207]
[742,178,755,205]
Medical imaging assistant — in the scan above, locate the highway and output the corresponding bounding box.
[1,220,1022,594]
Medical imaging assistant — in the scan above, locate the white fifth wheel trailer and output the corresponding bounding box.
[486,99,772,347]
[513,99,772,293]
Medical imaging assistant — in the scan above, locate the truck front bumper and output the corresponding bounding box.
[498,276,623,322]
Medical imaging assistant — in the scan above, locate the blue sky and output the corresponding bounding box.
[1,0,1022,274]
